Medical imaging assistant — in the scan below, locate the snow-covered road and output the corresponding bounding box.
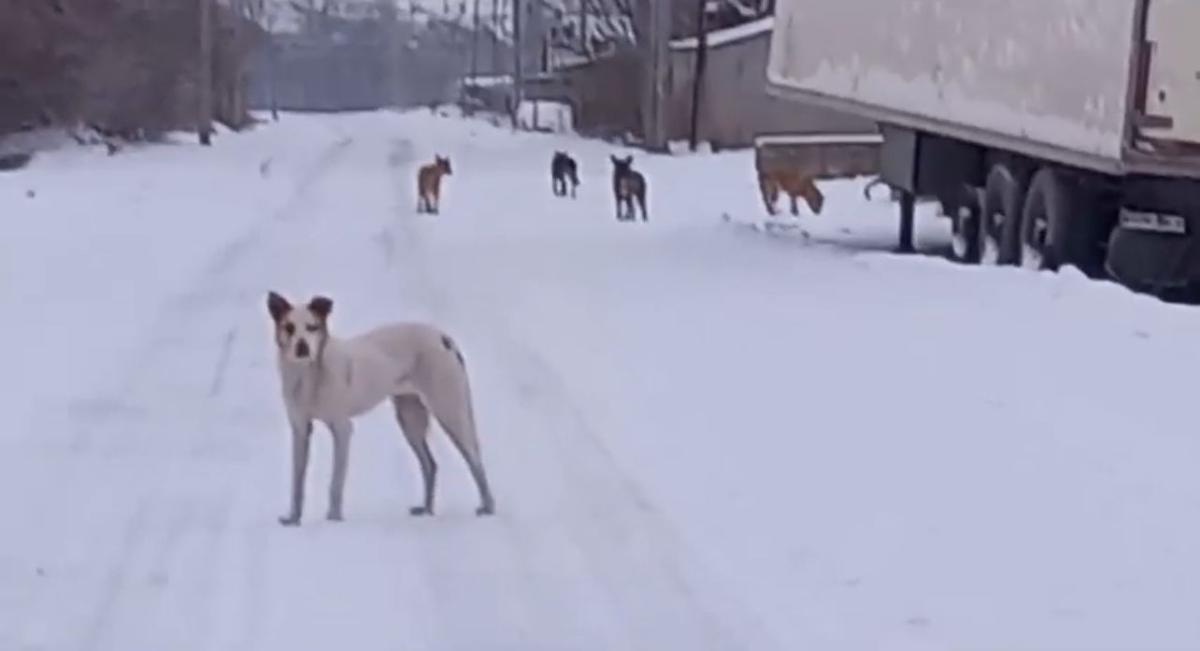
[2,111,1199,651]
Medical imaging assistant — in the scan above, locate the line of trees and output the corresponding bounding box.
[535,0,775,62]
[0,0,261,139]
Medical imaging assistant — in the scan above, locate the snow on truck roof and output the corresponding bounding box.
[754,133,883,147]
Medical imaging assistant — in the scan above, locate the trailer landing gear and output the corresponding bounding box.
[897,191,916,253]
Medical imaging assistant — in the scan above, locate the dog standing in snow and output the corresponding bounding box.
[610,155,647,221]
[268,292,494,526]
[551,151,579,198]
[416,155,452,214]
[757,168,825,217]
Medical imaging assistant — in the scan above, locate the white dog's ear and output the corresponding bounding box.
[308,296,333,320]
[267,291,291,322]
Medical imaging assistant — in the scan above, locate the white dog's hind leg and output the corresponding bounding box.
[280,421,313,526]
[393,395,437,516]
[327,419,353,522]
[425,380,494,516]
[445,422,494,516]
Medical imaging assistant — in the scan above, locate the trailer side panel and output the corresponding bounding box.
[767,0,1139,164]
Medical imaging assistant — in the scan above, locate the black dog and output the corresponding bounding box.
[551,151,579,198]
[610,155,647,222]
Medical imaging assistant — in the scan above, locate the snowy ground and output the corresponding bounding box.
[2,110,1199,651]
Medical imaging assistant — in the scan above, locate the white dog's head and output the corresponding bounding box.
[267,291,332,365]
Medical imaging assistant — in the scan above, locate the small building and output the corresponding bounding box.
[664,17,876,149]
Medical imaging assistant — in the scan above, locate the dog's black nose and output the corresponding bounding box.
[295,340,310,358]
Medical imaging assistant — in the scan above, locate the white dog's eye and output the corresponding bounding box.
[283,323,295,336]
[305,324,320,333]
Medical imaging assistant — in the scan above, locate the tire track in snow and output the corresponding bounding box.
[76,497,153,651]
[69,133,356,651]
[384,137,778,650]
[385,138,568,647]
[208,329,237,398]
[478,317,774,651]
[69,134,354,454]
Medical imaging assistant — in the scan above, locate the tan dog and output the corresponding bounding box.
[758,169,825,217]
[268,292,494,526]
[416,155,452,214]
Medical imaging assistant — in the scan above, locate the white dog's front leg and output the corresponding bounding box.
[327,420,353,522]
[280,421,312,527]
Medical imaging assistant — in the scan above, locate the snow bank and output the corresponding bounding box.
[0,113,349,438]
[516,100,574,133]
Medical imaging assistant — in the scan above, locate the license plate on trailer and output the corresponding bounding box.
[1120,208,1188,235]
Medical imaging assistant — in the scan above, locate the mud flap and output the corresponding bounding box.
[1106,226,1197,291]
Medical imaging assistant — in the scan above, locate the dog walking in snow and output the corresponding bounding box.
[416,155,452,214]
[757,168,825,217]
[551,151,579,198]
[267,292,494,526]
[610,155,647,221]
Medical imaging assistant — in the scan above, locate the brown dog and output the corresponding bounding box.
[758,169,825,217]
[416,155,452,214]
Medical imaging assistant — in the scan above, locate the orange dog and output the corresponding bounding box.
[416,155,452,214]
[758,169,825,217]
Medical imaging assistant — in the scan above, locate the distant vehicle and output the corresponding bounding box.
[766,0,1200,293]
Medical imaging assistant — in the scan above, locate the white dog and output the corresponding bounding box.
[267,292,494,526]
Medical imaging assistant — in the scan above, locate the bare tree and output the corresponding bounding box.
[1,0,263,140]
[538,0,636,60]
[718,0,772,18]
[238,0,284,119]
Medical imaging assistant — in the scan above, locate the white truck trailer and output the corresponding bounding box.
[766,0,1200,292]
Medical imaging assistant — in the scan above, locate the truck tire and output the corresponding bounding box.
[1018,168,1100,273]
[980,163,1027,265]
[949,185,984,263]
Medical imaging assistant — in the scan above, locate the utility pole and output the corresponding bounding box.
[387,1,401,106]
[268,38,279,121]
[640,0,670,150]
[688,0,708,151]
[492,0,500,73]
[512,0,523,128]
[578,0,588,58]
[198,0,214,145]
[471,0,481,80]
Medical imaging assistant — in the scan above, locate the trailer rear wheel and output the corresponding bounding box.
[980,163,1027,265]
[1020,168,1106,274]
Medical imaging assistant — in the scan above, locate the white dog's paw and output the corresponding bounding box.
[278,515,301,527]
[326,511,344,522]
[409,506,433,517]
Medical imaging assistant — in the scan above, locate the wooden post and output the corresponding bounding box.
[579,0,588,58]
[198,0,214,145]
[470,0,481,80]
[387,2,400,106]
[269,37,279,121]
[512,0,523,128]
[640,0,670,150]
[688,0,707,151]
[491,0,500,71]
